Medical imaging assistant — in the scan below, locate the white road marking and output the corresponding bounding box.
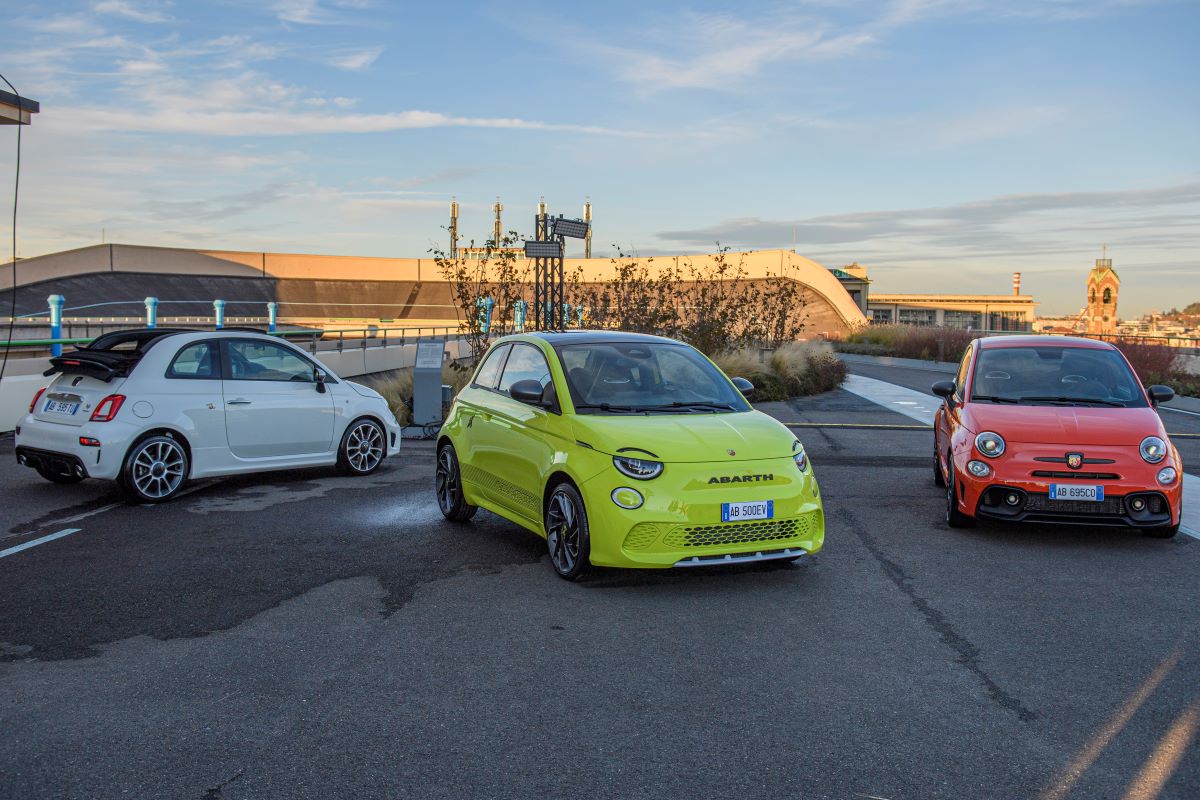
[1161,406,1200,418]
[842,373,1200,540]
[0,528,83,560]
[841,374,937,426]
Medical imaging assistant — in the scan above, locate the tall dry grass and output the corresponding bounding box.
[713,341,846,401]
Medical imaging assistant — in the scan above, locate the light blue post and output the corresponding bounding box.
[267,302,278,333]
[213,299,226,330]
[575,304,586,327]
[144,296,158,329]
[47,295,65,357]
[512,300,528,333]
[476,296,495,334]
[563,303,573,327]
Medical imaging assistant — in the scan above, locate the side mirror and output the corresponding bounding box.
[315,368,328,394]
[931,380,956,399]
[1146,385,1174,406]
[509,379,547,406]
[731,376,754,396]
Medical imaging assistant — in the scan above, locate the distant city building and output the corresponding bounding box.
[827,263,870,315]
[1084,257,1120,336]
[838,263,1036,330]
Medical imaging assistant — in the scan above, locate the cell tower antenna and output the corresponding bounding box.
[448,197,459,259]
[492,197,503,247]
[583,197,593,259]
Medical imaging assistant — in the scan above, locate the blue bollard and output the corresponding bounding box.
[144,297,158,329]
[575,305,586,327]
[213,299,226,330]
[47,294,65,357]
[476,296,495,334]
[267,302,278,333]
[512,300,528,333]
[563,303,573,327]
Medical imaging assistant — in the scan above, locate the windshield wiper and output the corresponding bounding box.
[970,395,1019,404]
[573,403,645,414]
[643,401,737,412]
[1018,396,1126,407]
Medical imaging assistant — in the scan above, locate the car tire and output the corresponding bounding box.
[337,418,386,476]
[435,443,477,522]
[945,454,974,529]
[122,434,188,504]
[1143,523,1179,539]
[545,482,591,581]
[36,465,85,485]
[933,440,946,487]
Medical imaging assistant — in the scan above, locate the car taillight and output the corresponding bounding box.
[90,394,126,422]
[29,387,47,413]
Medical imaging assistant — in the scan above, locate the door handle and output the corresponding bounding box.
[227,399,252,405]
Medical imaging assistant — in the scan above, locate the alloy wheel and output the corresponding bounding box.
[436,448,457,514]
[345,422,384,473]
[131,439,186,500]
[546,491,582,575]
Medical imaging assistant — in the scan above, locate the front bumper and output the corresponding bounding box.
[581,455,825,568]
[954,443,1182,529]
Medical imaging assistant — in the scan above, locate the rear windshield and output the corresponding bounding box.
[555,341,750,415]
[970,346,1147,408]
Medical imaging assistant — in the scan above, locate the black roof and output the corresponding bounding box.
[519,329,684,346]
[0,89,39,114]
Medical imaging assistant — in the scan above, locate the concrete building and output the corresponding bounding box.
[862,269,1036,331]
[1,243,869,338]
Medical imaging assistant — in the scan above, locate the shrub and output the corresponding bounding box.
[713,341,846,401]
[838,325,974,363]
[1115,340,1200,398]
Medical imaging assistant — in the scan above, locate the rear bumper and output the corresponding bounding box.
[15,446,89,479]
[14,414,133,480]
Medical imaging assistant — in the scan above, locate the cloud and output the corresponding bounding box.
[93,0,171,23]
[272,0,369,25]
[324,45,384,71]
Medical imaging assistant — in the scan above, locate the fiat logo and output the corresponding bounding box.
[1066,452,1083,470]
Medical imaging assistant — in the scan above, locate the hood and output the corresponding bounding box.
[348,381,384,401]
[962,404,1165,446]
[570,411,795,463]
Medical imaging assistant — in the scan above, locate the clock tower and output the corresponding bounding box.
[1085,254,1119,336]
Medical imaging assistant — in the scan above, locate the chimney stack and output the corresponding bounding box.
[492,198,503,247]
[1013,272,1021,296]
[449,198,459,258]
[583,198,593,259]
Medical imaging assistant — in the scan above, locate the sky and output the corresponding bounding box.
[1,0,1197,316]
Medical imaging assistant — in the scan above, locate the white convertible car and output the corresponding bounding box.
[15,328,402,502]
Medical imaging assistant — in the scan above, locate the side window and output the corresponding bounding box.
[954,347,972,400]
[498,344,551,394]
[167,342,220,379]
[472,344,510,390]
[227,340,316,382]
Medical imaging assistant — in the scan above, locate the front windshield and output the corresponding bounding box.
[970,346,1147,407]
[556,341,751,415]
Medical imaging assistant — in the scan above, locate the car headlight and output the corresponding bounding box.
[613,455,663,480]
[792,440,809,472]
[1140,436,1167,464]
[967,460,992,478]
[975,431,1005,458]
[1156,467,1177,485]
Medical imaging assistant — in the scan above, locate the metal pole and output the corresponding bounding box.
[144,297,158,329]
[213,299,226,329]
[267,301,278,333]
[47,294,65,357]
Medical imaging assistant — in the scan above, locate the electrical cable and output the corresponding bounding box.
[0,72,23,389]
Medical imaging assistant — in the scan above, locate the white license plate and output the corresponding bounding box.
[1049,484,1104,502]
[43,399,80,416]
[721,500,774,522]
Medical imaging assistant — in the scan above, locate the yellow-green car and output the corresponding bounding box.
[435,331,825,580]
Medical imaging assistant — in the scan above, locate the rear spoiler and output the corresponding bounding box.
[44,350,138,383]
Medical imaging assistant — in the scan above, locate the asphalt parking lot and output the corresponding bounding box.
[1,362,1197,800]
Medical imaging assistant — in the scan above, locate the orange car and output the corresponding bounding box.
[932,336,1182,537]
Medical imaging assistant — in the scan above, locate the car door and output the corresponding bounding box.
[471,343,559,525]
[221,338,335,459]
[453,343,510,501]
[937,344,973,476]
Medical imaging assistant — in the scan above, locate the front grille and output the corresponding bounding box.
[1024,493,1125,515]
[1031,471,1121,480]
[622,523,663,550]
[663,515,812,548]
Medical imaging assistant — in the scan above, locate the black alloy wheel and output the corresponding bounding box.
[435,444,476,522]
[545,483,591,581]
[945,454,974,528]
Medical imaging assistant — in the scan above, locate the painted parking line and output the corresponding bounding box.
[838,374,1200,541]
[841,374,939,426]
[0,528,83,560]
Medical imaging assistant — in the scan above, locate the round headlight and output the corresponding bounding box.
[1157,467,1177,485]
[611,487,644,509]
[967,460,992,478]
[792,440,809,472]
[975,431,1006,458]
[613,455,664,480]
[1140,437,1167,464]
